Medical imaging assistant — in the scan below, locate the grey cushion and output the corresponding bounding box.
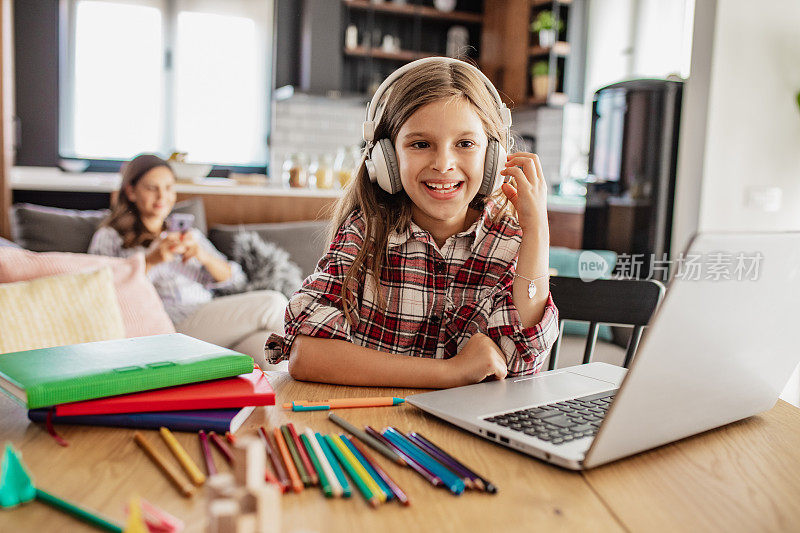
[12,203,109,253]
[10,198,208,253]
[209,220,329,278]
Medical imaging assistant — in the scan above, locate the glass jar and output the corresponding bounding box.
[282,153,308,188]
[312,154,334,189]
[334,146,359,189]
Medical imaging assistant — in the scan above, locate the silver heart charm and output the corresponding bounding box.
[528,282,537,299]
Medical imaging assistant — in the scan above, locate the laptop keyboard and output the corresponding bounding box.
[483,390,617,446]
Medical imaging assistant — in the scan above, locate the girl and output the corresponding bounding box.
[266,57,558,387]
[89,154,287,360]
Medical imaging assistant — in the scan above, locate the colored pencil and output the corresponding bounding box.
[280,425,312,486]
[198,430,217,475]
[282,397,405,410]
[273,427,304,493]
[259,427,290,492]
[406,433,474,490]
[225,431,237,445]
[133,431,195,497]
[35,488,123,532]
[341,435,393,501]
[328,413,405,465]
[305,428,343,497]
[348,436,410,506]
[365,426,442,487]
[383,428,465,495]
[325,435,378,507]
[333,435,386,503]
[316,433,352,497]
[410,432,497,493]
[288,423,318,484]
[208,431,234,465]
[159,427,206,486]
[300,433,333,497]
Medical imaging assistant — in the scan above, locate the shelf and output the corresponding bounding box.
[344,45,436,61]
[531,0,572,6]
[529,42,570,56]
[528,92,568,106]
[342,0,483,24]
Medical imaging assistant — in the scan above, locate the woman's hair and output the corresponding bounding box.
[102,153,174,249]
[328,58,517,324]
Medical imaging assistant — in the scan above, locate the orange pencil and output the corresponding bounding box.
[282,397,405,410]
[273,427,304,493]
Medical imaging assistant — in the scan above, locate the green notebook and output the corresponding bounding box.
[0,334,255,409]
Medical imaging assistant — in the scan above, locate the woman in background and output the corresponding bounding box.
[89,154,287,365]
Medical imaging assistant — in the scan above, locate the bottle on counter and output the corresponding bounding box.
[334,146,360,189]
[283,153,308,188]
[311,154,334,189]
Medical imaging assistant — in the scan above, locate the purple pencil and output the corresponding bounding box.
[410,432,497,494]
[407,433,475,489]
[199,430,217,475]
[365,426,442,487]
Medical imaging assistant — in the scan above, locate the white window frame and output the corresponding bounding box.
[59,0,274,167]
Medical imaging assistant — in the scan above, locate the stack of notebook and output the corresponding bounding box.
[0,334,275,433]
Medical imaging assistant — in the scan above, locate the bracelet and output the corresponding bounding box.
[514,273,549,299]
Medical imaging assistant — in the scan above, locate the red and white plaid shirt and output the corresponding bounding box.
[265,202,559,376]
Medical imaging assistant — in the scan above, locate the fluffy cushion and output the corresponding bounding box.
[215,232,303,299]
[0,267,126,354]
[0,248,175,337]
[10,198,208,254]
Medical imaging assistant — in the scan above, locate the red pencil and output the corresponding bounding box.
[348,436,410,506]
[287,423,318,485]
[225,431,237,445]
[209,431,234,465]
[259,426,290,492]
[198,430,217,476]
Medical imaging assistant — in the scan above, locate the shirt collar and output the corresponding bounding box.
[387,200,497,252]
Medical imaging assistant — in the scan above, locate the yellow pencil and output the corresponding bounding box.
[330,435,386,503]
[159,426,206,486]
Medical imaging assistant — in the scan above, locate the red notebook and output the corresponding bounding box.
[53,366,274,416]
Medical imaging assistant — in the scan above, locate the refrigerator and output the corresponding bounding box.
[582,79,683,280]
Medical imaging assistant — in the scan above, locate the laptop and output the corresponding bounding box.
[406,231,800,469]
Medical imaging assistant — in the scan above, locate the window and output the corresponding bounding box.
[60,0,273,167]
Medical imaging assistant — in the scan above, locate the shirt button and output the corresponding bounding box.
[435,261,446,274]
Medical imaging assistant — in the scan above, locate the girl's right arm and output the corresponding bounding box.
[289,332,508,389]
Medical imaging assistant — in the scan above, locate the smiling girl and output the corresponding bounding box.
[266,57,559,387]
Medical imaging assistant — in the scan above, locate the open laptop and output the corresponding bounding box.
[406,231,800,469]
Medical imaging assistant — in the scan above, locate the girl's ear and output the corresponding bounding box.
[124,184,136,203]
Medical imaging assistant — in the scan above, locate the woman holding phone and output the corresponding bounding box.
[89,154,288,364]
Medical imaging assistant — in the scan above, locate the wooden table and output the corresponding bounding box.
[2,372,799,532]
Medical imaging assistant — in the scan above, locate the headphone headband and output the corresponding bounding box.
[362,57,512,143]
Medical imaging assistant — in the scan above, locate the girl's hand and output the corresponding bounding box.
[447,333,508,387]
[176,231,208,264]
[145,233,183,267]
[499,152,548,233]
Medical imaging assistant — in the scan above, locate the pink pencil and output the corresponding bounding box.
[209,431,234,465]
[198,430,217,475]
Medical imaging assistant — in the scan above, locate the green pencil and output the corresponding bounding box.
[280,426,312,486]
[300,434,333,498]
[36,489,122,532]
[324,435,378,508]
[316,433,351,498]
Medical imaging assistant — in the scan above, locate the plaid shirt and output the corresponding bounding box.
[266,202,559,376]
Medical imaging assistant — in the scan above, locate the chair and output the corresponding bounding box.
[547,275,666,370]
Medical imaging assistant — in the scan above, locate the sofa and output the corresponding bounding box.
[4,200,629,370]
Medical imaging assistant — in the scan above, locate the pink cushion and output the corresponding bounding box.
[0,248,175,337]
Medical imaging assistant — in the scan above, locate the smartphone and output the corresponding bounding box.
[165,213,195,233]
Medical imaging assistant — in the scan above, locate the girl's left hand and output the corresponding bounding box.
[499,152,548,232]
[176,231,208,264]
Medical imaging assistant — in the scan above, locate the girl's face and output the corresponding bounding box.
[125,166,177,221]
[395,97,489,233]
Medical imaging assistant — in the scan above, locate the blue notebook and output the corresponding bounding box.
[28,406,256,433]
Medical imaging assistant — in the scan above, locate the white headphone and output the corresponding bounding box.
[362,57,512,197]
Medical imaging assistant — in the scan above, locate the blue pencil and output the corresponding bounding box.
[341,435,394,501]
[315,432,351,497]
[383,427,465,495]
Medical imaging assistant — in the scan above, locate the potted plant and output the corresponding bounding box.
[530,10,563,47]
[531,61,550,99]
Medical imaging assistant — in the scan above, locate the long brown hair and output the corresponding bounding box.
[329,59,517,325]
[102,154,173,248]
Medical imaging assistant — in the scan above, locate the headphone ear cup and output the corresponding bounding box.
[370,138,403,194]
[479,139,505,197]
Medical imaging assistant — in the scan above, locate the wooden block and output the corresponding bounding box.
[234,487,257,514]
[253,484,281,533]
[206,473,236,500]
[235,514,257,533]
[207,499,239,533]
[233,437,266,490]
